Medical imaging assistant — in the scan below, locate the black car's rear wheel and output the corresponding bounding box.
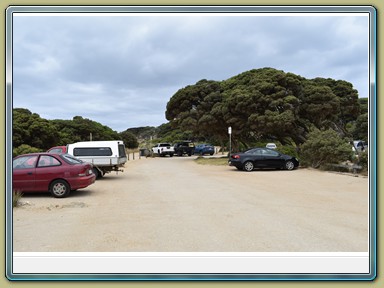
[285,160,295,170]
[243,161,254,172]
[50,179,70,198]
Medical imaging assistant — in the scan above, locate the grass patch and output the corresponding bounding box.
[194,156,229,166]
[13,190,23,207]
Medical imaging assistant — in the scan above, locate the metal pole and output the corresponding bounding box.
[229,134,232,157]
[228,126,232,157]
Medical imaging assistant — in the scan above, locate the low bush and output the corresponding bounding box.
[13,144,41,157]
[300,129,353,168]
[13,190,23,207]
[355,151,368,174]
[277,145,299,158]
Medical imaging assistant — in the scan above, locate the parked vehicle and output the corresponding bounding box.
[174,141,195,156]
[265,143,277,149]
[194,144,215,155]
[66,141,127,178]
[13,153,95,198]
[352,140,368,153]
[152,143,174,157]
[229,147,299,172]
[47,146,67,154]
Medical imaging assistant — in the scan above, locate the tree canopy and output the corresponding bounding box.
[12,109,139,154]
[165,67,363,149]
[13,108,60,150]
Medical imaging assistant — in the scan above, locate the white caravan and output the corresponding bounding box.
[66,141,127,178]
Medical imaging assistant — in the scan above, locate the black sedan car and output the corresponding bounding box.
[229,147,299,172]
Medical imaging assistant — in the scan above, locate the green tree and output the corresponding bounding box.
[165,67,361,149]
[310,78,360,135]
[13,108,59,150]
[13,108,124,151]
[351,113,369,142]
[13,144,42,157]
[298,82,340,129]
[119,130,139,149]
[51,116,120,143]
[300,129,353,168]
[358,97,368,114]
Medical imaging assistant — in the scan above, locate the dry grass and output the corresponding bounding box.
[13,190,23,207]
[194,156,229,166]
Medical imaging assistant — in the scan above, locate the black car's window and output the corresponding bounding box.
[13,155,38,169]
[245,149,262,155]
[263,149,279,156]
[37,155,61,167]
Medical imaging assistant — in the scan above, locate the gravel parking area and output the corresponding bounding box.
[13,156,369,252]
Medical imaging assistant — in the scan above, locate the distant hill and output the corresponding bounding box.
[125,126,158,141]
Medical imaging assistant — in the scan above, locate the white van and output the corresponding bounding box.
[66,141,127,178]
[266,143,277,149]
[352,140,367,153]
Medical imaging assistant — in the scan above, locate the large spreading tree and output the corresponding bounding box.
[165,67,362,149]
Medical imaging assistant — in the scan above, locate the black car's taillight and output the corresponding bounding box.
[231,155,240,159]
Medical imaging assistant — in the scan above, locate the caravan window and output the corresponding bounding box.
[73,147,112,157]
[118,144,126,157]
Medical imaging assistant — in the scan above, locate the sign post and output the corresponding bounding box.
[228,126,232,157]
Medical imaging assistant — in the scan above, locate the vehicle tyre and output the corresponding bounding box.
[243,161,254,172]
[210,152,214,155]
[285,160,295,170]
[50,179,70,198]
[188,152,192,156]
[178,151,182,156]
[93,167,101,179]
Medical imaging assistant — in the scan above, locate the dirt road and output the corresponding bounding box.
[13,156,369,252]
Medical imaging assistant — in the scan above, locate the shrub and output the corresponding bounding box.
[356,151,368,172]
[300,128,353,168]
[278,145,299,158]
[13,190,23,207]
[13,144,41,157]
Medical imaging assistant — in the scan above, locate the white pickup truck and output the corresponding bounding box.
[152,143,174,157]
[66,140,127,178]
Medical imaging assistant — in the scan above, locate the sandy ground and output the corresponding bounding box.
[12,155,369,252]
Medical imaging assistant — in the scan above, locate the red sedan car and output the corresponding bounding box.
[47,146,67,154]
[13,153,96,198]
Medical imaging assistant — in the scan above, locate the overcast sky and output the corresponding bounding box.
[12,11,370,132]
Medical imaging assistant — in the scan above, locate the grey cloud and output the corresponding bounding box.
[12,13,370,131]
